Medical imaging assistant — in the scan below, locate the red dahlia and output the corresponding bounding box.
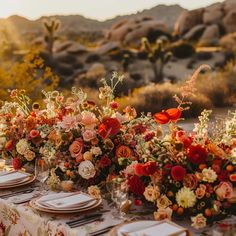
[171,165,186,181]
[187,144,208,164]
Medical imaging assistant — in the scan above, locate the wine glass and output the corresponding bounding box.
[108,178,128,219]
[35,159,49,191]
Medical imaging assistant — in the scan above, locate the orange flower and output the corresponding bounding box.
[229,173,236,182]
[207,143,226,159]
[5,140,14,151]
[116,145,133,159]
[154,108,182,124]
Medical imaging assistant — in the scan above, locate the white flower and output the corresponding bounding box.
[16,139,29,155]
[39,142,56,161]
[0,137,6,150]
[144,185,160,202]
[176,187,196,208]
[78,160,96,179]
[191,214,207,229]
[229,148,236,165]
[202,168,217,183]
[90,146,102,156]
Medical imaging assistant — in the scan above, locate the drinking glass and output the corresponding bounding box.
[35,159,49,191]
[107,178,128,219]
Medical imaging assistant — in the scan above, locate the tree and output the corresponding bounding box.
[141,37,172,83]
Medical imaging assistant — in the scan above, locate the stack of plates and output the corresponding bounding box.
[109,220,190,236]
[0,171,35,189]
[30,192,102,213]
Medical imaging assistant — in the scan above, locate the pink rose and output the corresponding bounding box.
[195,184,206,199]
[82,129,96,142]
[215,182,233,201]
[30,130,40,139]
[69,138,84,158]
[80,111,98,129]
[59,115,80,132]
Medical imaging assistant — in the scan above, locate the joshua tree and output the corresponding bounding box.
[141,37,172,83]
[43,18,60,61]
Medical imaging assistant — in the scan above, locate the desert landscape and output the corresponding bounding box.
[0,0,236,117]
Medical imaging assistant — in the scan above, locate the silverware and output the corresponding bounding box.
[0,188,34,199]
[67,213,102,224]
[69,216,104,228]
[88,225,117,236]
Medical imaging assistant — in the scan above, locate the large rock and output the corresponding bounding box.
[95,41,121,55]
[203,3,223,25]
[183,24,205,41]
[223,9,236,33]
[223,0,236,14]
[106,17,168,45]
[174,9,204,36]
[199,24,220,46]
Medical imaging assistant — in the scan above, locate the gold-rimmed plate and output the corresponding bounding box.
[0,175,36,189]
[30,198,102,214]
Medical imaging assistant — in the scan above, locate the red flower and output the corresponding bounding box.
[134,162,157,176]
[98,118,121,139]
[144,132,155,142]
[171,165,186,181]
[154,108,182,124]
[218,170,229,182]
[134,124,147,134]
[100,156,111,167]
[134,199,143,206]
[0,221,6,234]
[128,175,145,196]
[187,145,208,164]
[12,157,21,170]
[116,145,133,159]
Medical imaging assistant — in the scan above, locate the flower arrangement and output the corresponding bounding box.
[0,66,235,229]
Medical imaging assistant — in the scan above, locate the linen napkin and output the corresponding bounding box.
[127,222,187,236]
[37,192,95,209]
[0,171,31,184]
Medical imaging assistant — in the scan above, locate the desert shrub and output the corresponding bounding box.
[0,50,59,101]
[169,41,195,59]
[196,63,236,107]
[117,82,213,118]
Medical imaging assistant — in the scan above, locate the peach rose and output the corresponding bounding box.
[183,174,198,190]
[156,195,172,209]
[69,138,84,158]
[195,184,206,199]
[82,129,96,142]
[80,111,98,129]
[191,214,206,229]
[154,207,172,221]
[215,182,233,201]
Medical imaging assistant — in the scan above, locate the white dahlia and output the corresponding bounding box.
[176,187,196,208]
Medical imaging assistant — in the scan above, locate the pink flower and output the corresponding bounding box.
[69,138,84,158]
[215,182,233,201]
[195,184,206,199]
[175,130,192,148]
[59,115,80,132]
[80,111,98,129]
[82,129,96,142]
[29,130,40,139]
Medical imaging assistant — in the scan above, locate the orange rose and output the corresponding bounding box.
[69,138,84,158]
[116,145,133,159]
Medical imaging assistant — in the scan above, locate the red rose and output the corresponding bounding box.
[12,157,21,170]
[128,175,145,196]
[218,170,229,182]
[134,163,145,176]
[171,165,186,181]
[187,145,208,164]
[100,156,111,167]
[116,145,133,159]
[98,118,121,139]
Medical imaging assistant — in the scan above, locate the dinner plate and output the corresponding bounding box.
[0,174,36,189]
[30,195,102,214]
[108,220,189,236]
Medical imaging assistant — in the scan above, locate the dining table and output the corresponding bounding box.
[0,181,234,236]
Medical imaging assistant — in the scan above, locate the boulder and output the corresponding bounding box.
[183,24,206,41]
[203,5,223,25]
[223,9,236,33]
[95,41,121,55]
[223,0,236,14]
[106,17,168,46]
[199,24,220,46]
[54,52,77,64]
[174,9,204,36]
[66,43,88,55]
[54,41,74,53]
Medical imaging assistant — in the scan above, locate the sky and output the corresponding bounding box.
[0,0,224,21]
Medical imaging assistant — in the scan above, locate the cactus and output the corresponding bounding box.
[43,18,60,61]
[121,53,131,73]
[141,37,172,83]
